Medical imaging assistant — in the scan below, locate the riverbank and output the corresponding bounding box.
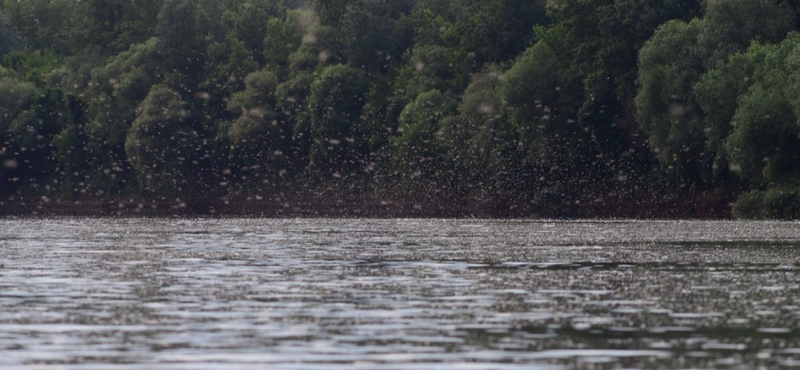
[0,189,734,219]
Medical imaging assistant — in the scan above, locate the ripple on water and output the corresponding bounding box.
[1,218,800,369]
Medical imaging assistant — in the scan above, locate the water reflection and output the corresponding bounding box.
[1,219,800,369]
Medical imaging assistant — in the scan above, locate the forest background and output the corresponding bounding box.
[1,0,800,219]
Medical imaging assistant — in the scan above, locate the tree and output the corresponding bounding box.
[125,85,201,195]
[0,76,36,194]
[263,9,313,73]
[223,0,281,59]
[725,85,800,187]
[156,0,205,91]
[0,76,35,124]
[698,0,794,66]
[391,89,455,185]
[75,0,162,54]
[340,0,415,74]
[0,10,23,57]
[692,33,800,216]
[450,67,527,201]
[551,0,702,102]
[502,40,604,205]
[306,64,370,179]
[77,38,162,192]
[540,0,703,189]
[447,0,546,65]
[502,41,584,171]
[0,0,75,54]
[635,19,706,185]
[287,24,344,72]
[718,35,800,188]
[3,50,64,87]
[222,69,293,187]
[636,0,800,188]
[693,50,760,183]
[312,0,354,27]
[0,85,73,195]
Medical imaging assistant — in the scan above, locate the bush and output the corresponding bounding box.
[731,190,764,219]
[733,187,800,219]
[762,187,800,219]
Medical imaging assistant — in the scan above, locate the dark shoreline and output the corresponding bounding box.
[0,191,735,219]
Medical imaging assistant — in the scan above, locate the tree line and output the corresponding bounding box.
[1,0,799,218]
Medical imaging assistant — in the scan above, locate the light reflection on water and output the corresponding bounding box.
[1,218,800,369]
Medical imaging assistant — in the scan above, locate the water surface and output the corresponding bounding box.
[2,218,800,369]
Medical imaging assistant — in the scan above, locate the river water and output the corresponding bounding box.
[1,218,800,369]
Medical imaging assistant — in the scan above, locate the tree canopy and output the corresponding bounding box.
[2,0,800,218]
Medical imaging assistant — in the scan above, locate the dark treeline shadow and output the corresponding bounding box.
[1,0,799,219]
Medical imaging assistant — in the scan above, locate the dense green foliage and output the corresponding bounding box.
[2,0,800,218]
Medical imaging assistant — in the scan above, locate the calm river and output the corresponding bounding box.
[2,218,800,369]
